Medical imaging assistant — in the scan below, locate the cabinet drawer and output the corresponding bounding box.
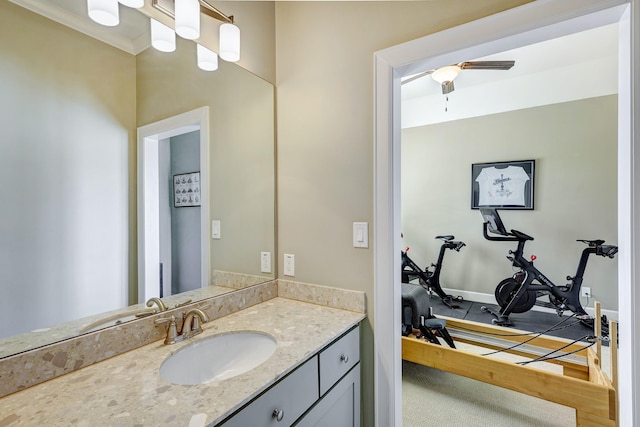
[220,357,319,427]
[319,327,360,396]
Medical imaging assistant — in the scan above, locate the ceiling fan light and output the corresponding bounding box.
[431,65,461,84]
[151,19,176,53]
[87,0,120,27]
[197,44,218,71]
[175,0,200,40]
[219,23,240,62]
[118,0,143,8]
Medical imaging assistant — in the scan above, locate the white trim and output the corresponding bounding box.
[617,1,640,424]
[373,53,402,427]
[137,107,211,303]
[373,1,637,425]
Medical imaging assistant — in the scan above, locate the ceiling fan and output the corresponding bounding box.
[402,61,515,94]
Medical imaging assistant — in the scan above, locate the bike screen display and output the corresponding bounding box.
[480,208,508,235]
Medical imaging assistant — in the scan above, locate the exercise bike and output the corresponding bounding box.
[401,235,465,309]
[480,208,618,327]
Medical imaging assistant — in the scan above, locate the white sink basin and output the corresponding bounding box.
[159,331,277,385]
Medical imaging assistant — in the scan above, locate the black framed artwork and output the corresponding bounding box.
[173,172,201,208]
[471,160,535,210]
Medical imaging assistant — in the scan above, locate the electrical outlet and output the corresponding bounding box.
[284,254,295,276]
[261,252,271,273]
[581,287,591,298]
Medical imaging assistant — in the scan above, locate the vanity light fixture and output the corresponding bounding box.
[197,44,218,71]
[151,19,176,53]
[151,0,240,71]
[87,0,120,27]
[174,0,200,40]
[219,22,240,62]
[118,0,143,8]
[88,0,239,72]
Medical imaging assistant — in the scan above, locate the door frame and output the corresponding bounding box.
[137,107,211,303]
[373,0,638,425]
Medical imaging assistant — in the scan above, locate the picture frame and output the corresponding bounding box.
[471,160,535,210]
[173,172,201,208]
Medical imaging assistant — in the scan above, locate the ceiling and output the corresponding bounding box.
[401,23,619,128]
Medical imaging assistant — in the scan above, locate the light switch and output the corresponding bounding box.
[261,252,272,273]
[353,222,368,248]
[284,254,295,276]
[212,220,221,239]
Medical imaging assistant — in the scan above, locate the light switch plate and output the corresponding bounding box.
[284,254,295,276]
[212,220,221,239]
[261,252,272,273]
[353,222,369,248]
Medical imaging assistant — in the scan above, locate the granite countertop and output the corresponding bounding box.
[0,297,365,426]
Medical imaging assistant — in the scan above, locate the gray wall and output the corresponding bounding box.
[170,132,201,294]
[401,95,618,309]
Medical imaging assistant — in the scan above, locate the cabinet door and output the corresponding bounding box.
[319,327,360,395]
[219,357,319,427]
[295,364,360,427]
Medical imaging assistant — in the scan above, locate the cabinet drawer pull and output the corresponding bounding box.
[340,353,349,363]
[272,409,285,422]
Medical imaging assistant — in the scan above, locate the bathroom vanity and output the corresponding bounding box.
[220,326,360,426]
[0,294,365,426]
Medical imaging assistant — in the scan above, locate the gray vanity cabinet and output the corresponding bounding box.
[294,367,360,427]
[217,325,361,427]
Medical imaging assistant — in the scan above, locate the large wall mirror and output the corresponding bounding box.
[0,1,275,358]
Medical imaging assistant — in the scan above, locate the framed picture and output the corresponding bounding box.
[173,172,201,208]
[471,160,535,210]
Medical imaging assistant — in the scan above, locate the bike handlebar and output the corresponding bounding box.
[597,245,618,258]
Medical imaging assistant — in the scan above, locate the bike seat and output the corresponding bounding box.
[510,229,533,241]
[435,235,454,241]
[577,239,605,247]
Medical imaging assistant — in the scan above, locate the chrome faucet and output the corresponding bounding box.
[155,308,210,345]
[146,297,168,313]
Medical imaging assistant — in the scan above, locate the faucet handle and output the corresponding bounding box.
[155,315,179,345]
[183,308,210,339]
[174,299,193,308]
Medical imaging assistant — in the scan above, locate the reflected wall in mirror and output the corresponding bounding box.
[0,0,275,357]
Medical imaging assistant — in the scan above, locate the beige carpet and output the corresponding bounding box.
[402,342,611,426]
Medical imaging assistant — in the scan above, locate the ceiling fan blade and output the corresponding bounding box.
[459,60,515,70]
[401,69,434,85]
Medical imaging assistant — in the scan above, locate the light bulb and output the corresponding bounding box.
[219,23,240,62]
[151,19,176,53]
[431,65,461,84]
[118,0,143,8]
[197,44,218,71]
[175,0,200,40]
[87,0,119,27]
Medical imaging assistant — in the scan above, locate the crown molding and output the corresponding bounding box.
[9,0,148,55]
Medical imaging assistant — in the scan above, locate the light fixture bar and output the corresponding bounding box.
[152,0,233,24]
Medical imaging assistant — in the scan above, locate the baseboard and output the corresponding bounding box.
[442,287,619,321]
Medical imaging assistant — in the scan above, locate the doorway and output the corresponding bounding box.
[373,1,637,426]
[137,107,211,303]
